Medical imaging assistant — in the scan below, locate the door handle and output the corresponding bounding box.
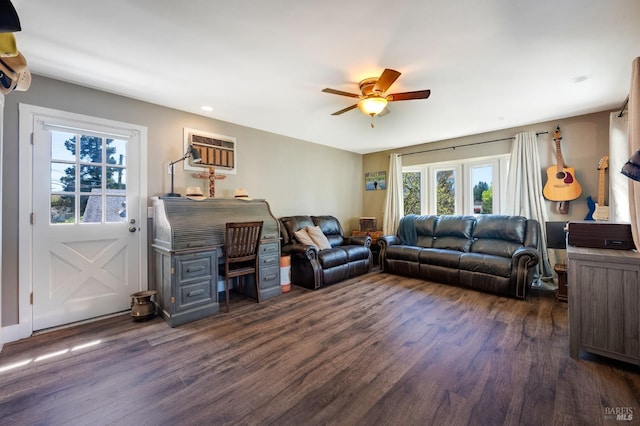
[129,226,137,233]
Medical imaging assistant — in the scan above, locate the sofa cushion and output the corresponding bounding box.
[280,215,315,245]
[473,215,526,243]
[339,245,370,262]
[471,240,524,258]
[415,215,438,248]
[418,248,461,268]
[312,215,345,247]
[471,215,528,257]
[294,227,317,248]
[432,215,475,252]
[459,253,511,277]
[317,248,348,269]
[385,245,422,262]
[306,225,332,250]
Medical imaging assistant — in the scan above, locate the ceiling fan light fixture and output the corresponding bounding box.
[358,96,388,116]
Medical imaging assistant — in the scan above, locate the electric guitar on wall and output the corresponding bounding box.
[543,126,582,202]
[588,156,609,221]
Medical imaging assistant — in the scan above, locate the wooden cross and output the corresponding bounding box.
[191,167,226,198]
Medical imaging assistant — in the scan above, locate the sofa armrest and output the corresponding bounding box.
[511,246,540,298]
[512,246,539,265]
[377,235,401,273]
[343,235,371,248]
[283,243,318,260]
[282,243,323,289]
[378,235,400,249]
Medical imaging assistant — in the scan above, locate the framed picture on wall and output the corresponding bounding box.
[365,171,386,190]
[183,128,237,174]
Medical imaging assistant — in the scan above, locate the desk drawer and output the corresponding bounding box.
[260,254,279,268]
[178,279,215,311]
[260,265,280,289]
[177,252,215,281]
[260,242,280,256]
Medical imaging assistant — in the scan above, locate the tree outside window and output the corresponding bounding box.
[403,171,421,215]
[436,170,455,215]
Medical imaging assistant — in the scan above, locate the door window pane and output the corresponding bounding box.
[51,131,76,161]
[107,167,126,190]
[107,139,127,166]
[80,165,102,193]
[79,135,103,163]
[106,193,127,223]
[51,162,74,192]
[50,195,75,224]
[436,169,455,215]
[403,171,422,215]
[81,194,101,223]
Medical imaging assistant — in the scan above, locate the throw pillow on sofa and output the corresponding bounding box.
[294,228,318,248]
[306,225,332,250]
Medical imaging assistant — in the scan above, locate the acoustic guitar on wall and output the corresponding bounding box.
[543,126,582,202]
[584,156,609,221]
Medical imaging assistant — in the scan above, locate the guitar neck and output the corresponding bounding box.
[597,168,606,205]
[555,140,566,170]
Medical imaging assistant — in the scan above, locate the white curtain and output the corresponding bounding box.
[610,112,630,223]
[505,131,553,284]
[383,153,404,235]
[628,56,640,249]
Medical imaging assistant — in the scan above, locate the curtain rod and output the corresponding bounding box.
[399,131,549,157]
[618,95,629,117]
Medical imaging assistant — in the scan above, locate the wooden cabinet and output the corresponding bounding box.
[567,244,640,365]
[154,248,219,327]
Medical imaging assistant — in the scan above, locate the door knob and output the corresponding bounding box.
[129,226,137,233]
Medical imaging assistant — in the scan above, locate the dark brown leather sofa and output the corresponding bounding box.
[279,215,372,289]
[379,214,540,299]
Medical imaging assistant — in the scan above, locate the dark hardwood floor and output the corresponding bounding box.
[1,272,639,425]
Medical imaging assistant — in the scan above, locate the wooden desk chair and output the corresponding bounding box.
[222,221,263,313]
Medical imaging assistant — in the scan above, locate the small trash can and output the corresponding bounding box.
[280,255,291,292]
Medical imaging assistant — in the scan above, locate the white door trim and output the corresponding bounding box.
[14,104,148,340]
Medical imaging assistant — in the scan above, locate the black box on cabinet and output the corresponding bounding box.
[567,221,635,250]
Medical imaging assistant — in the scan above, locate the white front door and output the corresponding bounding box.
[27,107,147,331]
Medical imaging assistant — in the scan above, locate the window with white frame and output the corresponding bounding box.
[402,154,510,216]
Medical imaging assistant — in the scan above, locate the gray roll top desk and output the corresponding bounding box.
[152,197,281,327]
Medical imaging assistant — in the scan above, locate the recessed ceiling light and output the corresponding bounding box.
[201,106,213,111]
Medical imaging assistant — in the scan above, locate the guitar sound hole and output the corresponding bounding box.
[555,172,566,179]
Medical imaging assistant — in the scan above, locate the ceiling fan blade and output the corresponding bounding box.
[322,88,360,98]
[374,68,401,93]
[387,89,431,101]
[331,104,358,115]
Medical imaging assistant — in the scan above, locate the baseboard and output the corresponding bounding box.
[1,322,31,345]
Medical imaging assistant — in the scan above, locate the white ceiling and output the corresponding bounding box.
[10,0,640,154]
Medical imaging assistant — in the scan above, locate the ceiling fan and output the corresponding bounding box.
[322,68,431,119]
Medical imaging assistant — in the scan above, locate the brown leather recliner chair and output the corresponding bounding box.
[279,215,372,289]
